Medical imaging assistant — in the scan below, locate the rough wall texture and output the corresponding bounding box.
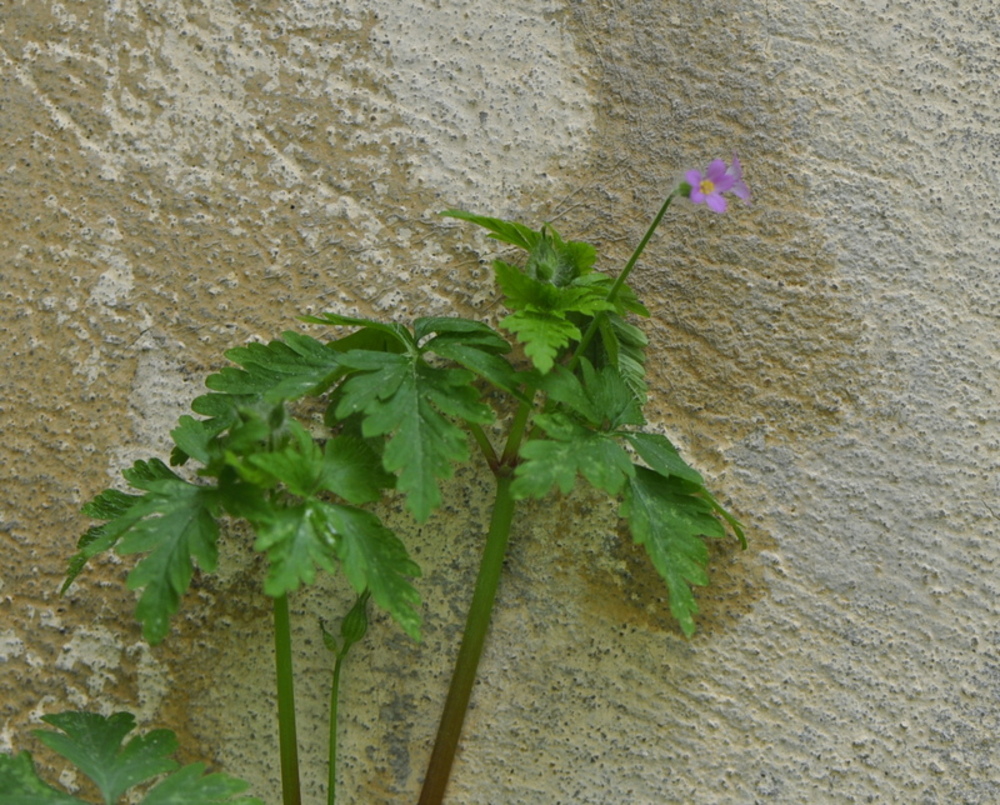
[2,0,998,803]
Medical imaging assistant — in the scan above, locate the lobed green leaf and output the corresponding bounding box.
[334,351,492,521]
[250,500,421,639]
[511,413,634,499]
[106,461,223,645]
[540,361,644,430]
[621,467,726,636]
[63,489,143,593]
[440,210,541,251]
[500,311,580,374]
[204,332,345,401]
[0,751,88,804]
[34,712,178,805]
[140,763,263,805]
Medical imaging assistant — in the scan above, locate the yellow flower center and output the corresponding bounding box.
[699,179,716,195]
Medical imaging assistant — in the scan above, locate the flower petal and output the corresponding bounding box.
[706,193,728,213]
[728,153,751,201]
[705,159,728,182]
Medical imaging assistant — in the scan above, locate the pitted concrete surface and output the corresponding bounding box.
[2,1,998,802]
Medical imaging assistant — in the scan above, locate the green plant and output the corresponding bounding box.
[0,712,260,804]
[7,160,749,804]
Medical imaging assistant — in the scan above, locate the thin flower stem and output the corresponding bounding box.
[273,594,302,805]
[418,474,517,805]
[571,187,680,367]
[328,651,346,805]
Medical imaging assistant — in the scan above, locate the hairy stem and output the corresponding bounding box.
[418,474,517,805]
[273,594,302,805]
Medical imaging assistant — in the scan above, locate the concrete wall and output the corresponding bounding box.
[2,0,998,802]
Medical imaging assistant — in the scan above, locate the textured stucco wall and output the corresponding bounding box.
[2,0,999,803]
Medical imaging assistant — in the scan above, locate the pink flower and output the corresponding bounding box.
[727,153,751,202]
[685,155,750,213]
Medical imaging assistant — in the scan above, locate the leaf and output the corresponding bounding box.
[34,712,178,805]
[625,432,704,485]
[0,751,87,804]
[511,413,634,498]
[573,272,649,317]
[500,311,580,374]
[540,361,644,430]
[413,317,510,352]
[596,314,649,403]
[110,460,223,645]
[140,763,263,805]
[63,489,143,593]
[334,507,422,641]
[204,332,345,401]
[299,312,414,348]
[251,500,421,639]
[334,351,492,521]
[440,209,541,251]
[233,421,392,504]
[626,433,746,548]
[443,211,596,286]
[493,262,613,317]
[426,339,526,399]
[620,467,727,637]
[493,261,616,373]
[251,500,342,596]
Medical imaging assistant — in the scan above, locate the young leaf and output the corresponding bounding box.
[620,467,727,636]
[511,413,634,499]
[33,712,178,805]
[442,211,596,286]
[0,751,88,804]
[494,262,614,317]
[140,763,262,805]
[334,350,492,521]
[492,261,617,374]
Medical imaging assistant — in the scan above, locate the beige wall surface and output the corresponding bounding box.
[2,0,998,802]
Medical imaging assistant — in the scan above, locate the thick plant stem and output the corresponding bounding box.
[273,594,302,805]
[418,475,517,805]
